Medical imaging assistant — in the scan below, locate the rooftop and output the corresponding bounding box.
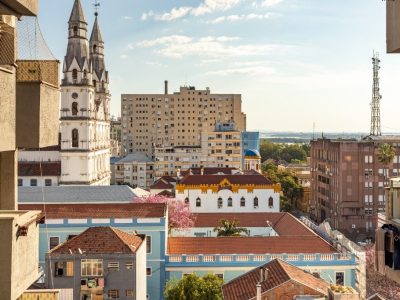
[18,162,61,177]
[178,173,274,186]
[18,203,167,219]
[18,186,149,204]
[181,167,238,176]
[115,153,153,163]
[167,236,336,255]
[222,259,329,300]
[192,212,315,236]
[49,227,144,255]
[150,178,174,190]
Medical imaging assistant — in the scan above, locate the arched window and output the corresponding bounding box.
[268,197,274,208]
[254,197,259,208]
[93,44,97,53]
[240,197,245,207]
[72,129,79,148]
[101,80,105,89]
[73,26,78,36]
[196,197,201,207]
[93,80,97,88]
[184,197,189,204]
[72,102,78,116]
[217,197,223,209]
[227,197,233,207]
[72,69,78,82]
[83,70,87,79]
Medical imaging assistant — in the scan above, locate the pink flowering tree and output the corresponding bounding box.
[134,195,195,233]
[365,245,400,298]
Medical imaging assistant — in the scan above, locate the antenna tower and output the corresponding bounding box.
[370,51,382,136]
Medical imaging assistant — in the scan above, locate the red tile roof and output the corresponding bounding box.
[222,259,330,300]
[18,162,61,176]
[167,236,336,254]
[160,175,177,183]
[192,213,315,236]
[179,174,273,185]
[18,203,167,219]
[181,167,237,176]
[150,179,174,189]
[50,226,145,254]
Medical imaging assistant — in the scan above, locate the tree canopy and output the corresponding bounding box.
[259,140,309,163]
[377,143,395,166]
[164,273,223,300]
[134,195,195,232]
[213,219,249,237]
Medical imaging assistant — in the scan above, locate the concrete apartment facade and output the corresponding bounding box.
[121,82,246,156]
[113,153,154,188]
[310,136,400,239]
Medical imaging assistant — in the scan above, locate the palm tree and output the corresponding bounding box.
[213,219,249,237]
[377,143,396,185]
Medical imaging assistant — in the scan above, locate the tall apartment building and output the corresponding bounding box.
[154,123,242,177]
[121,82,246,156]
[310,136,400,238]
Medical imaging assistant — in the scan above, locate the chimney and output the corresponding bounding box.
[200,167,204,175]
[164,80,168,95]
[256,283,262,300]
[259,267,264,282]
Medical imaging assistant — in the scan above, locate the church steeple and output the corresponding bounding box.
[62,0,91,86]
[90,12,108,92]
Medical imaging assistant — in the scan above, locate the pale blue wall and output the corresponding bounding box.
[39,218,167,300]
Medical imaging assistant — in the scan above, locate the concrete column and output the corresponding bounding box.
[0,150,17,210]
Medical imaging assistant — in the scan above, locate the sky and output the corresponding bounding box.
[34,0,400,133]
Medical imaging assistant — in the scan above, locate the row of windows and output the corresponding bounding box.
[18,178,52,186]
[191,196,274,208]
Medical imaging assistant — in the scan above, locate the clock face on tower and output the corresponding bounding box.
[72,92,79,99]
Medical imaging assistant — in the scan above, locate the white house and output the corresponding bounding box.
[175,170,280,213]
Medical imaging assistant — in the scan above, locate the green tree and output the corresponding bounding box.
[280,145,307,163]
[377,143,395,184]
[164,274,223,300]
[280,196,293,212]
[259,140,309,163]
[213,219,249,236]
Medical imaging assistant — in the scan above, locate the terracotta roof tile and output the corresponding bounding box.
[18,162,61,176]
[192,213,315,236]
[50,227,144,254]
[150,179,174,189]
[222,259,330,300]
[167,236,336,255]
[179,174,273,185]
[18,203,167,219]
[181,167,237,176]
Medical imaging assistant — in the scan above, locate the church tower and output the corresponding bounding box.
[60,0,111,185]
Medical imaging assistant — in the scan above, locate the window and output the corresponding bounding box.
[73,26,78,36]
[240,197,245,207]
[18,179,23,186]
[81,259,103,276]
[108,290,119,299]
[214,273,224,279]
[218,197,223,208]
[126,289,134,297]
[184,197,189,204]
[93,44,97,53]
[55,261,73,277]
[268,197,274,207]
[227,197,232,207]
[72,69,78,81]
[108,262,119,271]
[126,262,133,270]
[196,197,201,207]
[146,236,152,254]
[254,197,259,208]
[83,70,87,79]
[146,267,152,276]
[45,179,52,186]
[72,102,78,116]
[72,129,79,147]
[30,179,37,186]
[49,236,59,249]
[335,272,344,286]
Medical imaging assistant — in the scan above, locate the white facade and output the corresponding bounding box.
[114,153,154,189]
[175,187,280,213]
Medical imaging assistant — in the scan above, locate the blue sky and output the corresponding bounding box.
[36,0,400,132]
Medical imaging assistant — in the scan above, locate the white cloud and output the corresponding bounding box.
[208,12,277,24]
[120,54,129,59]
[206,65,275,76]
[142,0,242,22]
[261,0,283,7]
[137,34,285,59]
[122,16,132,20]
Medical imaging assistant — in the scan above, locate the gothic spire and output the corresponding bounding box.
[90,12,108,90]
[90,13,103,43]
[69,0,87,24]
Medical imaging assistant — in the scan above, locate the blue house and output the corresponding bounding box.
[19,201,167,300]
